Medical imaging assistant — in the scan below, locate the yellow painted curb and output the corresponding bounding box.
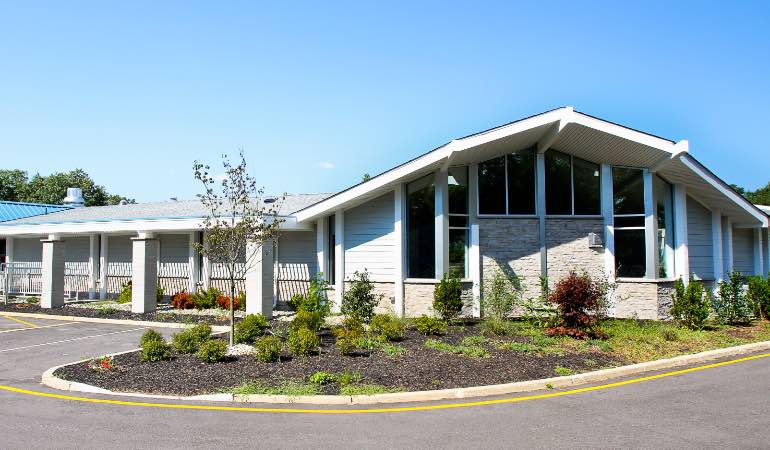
[39,339,770,406]
[0,310,230,332]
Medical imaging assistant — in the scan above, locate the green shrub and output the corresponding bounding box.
[497,341,539,352]
[288,294,304,311]
[480,318,515,336]
[191,287,221,309]
[296,274,331,319]
[481,270,520,320]
[424,338,488,357]
[172,323,212,354]
[141,339,171,362]
[290,310,323,332]
[747,275,770,319]
[287,327,320,356]
[334,317,364,355]
[547,271,607,338]
[433,273,463,322]
[341,270,381,323]
[461,335,488,346]
[254,335,282,362]
[670,278,709,329]
[381,343,406,357]
[414,315,447,336]
[309,371,337,385]
[337,370,362,386]
[235,314,269,344]
[140,329,165,347]
[196,339,228,363]
[713,271,754,325]
[117,281,132,304]
[369,314,406,341]
[554,366,574,376]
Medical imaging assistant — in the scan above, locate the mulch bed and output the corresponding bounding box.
[54,323,625,396]
[0,302,238,326]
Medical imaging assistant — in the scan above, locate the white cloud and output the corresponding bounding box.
[318,161,335,169]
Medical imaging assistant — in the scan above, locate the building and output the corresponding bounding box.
[0,200,71,267]
[1,107,768,319]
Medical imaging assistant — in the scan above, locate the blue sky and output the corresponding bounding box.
[1,1,769,202]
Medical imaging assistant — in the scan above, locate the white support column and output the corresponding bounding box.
[600,164,615,277]
[723,217,734,274]
[712,210,724,283]
[99,234,108,299]
[131,232,159,313]
[754,228,764,276]
[673,184,689,283]
[201,232,211,290]
[537,153,548,277]
[188,231,199,292]
[765,229,770,278]
[4,237,13,264]
[316,218,327,278]
[434,169,449,278]
[245,239,274,319]
[88,234,99,300]
[393,185,405,317]
[643,170,658,279]
[334,209,345,312]
[41,234,65,308]
[468,163,481,318]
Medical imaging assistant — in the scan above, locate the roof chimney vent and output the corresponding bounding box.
[63,188,85,208]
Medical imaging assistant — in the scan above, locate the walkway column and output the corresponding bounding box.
[468,164,481,318]
[188,231,199,292]
[673,184,689,283]
[723,218,734,274]
[316,218,327,277]
[333,209,345,312]
[712,211,724,283]
[99,234,108,299]
[201,232,211,290]
[41,234,65,309]
[643,170,658,279]
[434,169,449,278]
[4,237,13,265]
[754,228,764,276]
[600,164,615,277]
[393,185,405,317]
[245,239,274,318]
[131,232,159,313]
[88,234,99,299]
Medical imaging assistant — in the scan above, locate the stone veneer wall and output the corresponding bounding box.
[404,281,473,317]
[327,282,396,315]
[545,219,605,283]
[612,282,659,319]
[479,218,541,302]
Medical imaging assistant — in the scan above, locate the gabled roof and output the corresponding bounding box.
[0,201,71,222]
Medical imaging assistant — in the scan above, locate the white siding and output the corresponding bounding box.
[14,237,42,263]
[158,233,190,294]
[276,230,318,301]
[344,192,395,281]
[107,235,132,293]
[686,197,714,280]
[64,236,90,296]
[733,227,754,275]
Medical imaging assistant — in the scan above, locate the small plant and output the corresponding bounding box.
[140,329,165,347]
[480,317,515,336]
[290,310,323,332]
[414,315,447,336]
[309,371,337,385]
[461,335,488,346]
[334,317,364,355]
[670,278,709,329]
[747,275,770,319]
[497,341,539,352]
[369,314,406,341]
[433,273,464,322]
[196,339,228,363]
[172,323,212,354]
[713,271,754,325]
[254,335,282,362]
[171,291,196,309]
[235,314,269,344]
[191,287,222,309]
[381,343,406,358]
[585,339,612,352]
[481,270,520,320]
[141,339,171,362]
[341,270,382,323]
[87,355,116,372]
[546,271,607,338]
[554,366,574,376]
[216,292,246,311]
[287,326,320,356]
[337,370,362,386]
[97,306,118,316]
[117,281,132,304]
[288,293,304,311]
[296,274,331,319]
[545,383,554,390]
[340,384,401,396]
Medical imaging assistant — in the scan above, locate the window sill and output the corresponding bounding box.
[615,277,678,284]
[404,278,473,284]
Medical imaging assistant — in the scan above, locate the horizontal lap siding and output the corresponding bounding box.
[687,197,714,280]
[64,236,90,296]
[277,230,317,301]
[344,192,395,281]
[159,234,190,294]
[14,237,42,263]
[107,235,132,294]
[733,228,755,275]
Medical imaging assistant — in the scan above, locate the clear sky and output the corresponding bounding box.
[1,1,769,202]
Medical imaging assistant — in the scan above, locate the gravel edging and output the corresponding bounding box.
[40,340,770,405]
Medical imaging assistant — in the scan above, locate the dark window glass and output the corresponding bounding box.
[478,156,506,214]
[449,215,468,228]
[613,168,644,215]
[449,228,468,278]
[545,150,572,215]
[407,175,436,278]
[614,216,645,228]
[615,229,646,277]
[448,167,468,214]
[573,157,601,215]
[507,149,536,214]
[328,215,335,283]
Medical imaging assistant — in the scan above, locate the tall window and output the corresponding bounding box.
[545,150,601,215]
[478,147,536,215]
[613,168,646,277]
[448,167,469,277]
[655,176,674,278]
[327,215,336,283]
[407,175,435,278]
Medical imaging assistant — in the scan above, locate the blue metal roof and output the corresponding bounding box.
[0,201,71,222]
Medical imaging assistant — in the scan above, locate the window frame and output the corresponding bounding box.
[476,147,538,218]
[612,166,647,278]
[448,166,470,278]
[544,149,602,218]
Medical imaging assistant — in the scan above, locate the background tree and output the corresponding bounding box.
[192,151,283,345]
[0,168,134,205]
[0,170,28,201]
[731,182,770,205]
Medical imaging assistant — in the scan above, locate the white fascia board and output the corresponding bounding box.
[0,215,311,237]
[650,140,689,172]
[679,154,769,227]
[571,112,678,154]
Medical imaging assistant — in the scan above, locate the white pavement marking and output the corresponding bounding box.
[0,327,147,353]
[0,322,77,334]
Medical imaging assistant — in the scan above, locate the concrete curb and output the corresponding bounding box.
[0,310,230,333]
[40,339,770,405]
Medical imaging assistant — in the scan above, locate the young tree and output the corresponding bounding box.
[193,151,283,345]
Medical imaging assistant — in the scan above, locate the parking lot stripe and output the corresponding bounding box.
[2,315,40,328]
[0,327,147,354]
[0,322,77,334]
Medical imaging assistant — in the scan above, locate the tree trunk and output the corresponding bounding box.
[229,277,236,347]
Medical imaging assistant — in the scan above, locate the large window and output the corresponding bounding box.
[327,215,336,283]
[448,167,469,278]
[613,168,646,277]
[478,147,536,215]
[545,150,601,215]
[407,175,436,278]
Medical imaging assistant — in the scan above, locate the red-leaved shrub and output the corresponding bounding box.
[216,293,246,311]
[546,271,606,339]
[171,291,195,309]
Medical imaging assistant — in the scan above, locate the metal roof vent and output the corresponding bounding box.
[263,197,276,204]
[63,188,85,208]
